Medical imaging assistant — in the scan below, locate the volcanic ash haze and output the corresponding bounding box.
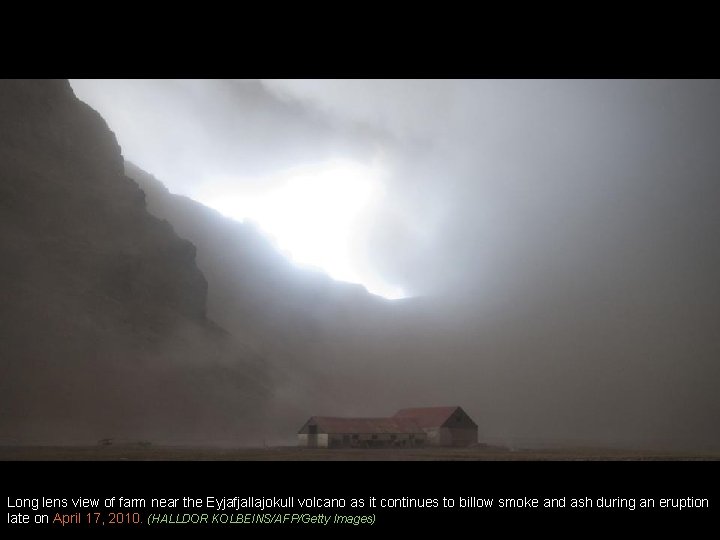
[1,78,719,451]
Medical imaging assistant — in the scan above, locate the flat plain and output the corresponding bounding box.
[1,446,717,461]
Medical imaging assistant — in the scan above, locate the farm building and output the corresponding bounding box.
[297,406,477,448]
[297,417,427,448]
[394,406,478,447]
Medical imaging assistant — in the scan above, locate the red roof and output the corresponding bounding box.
[302,417,423,434]
[393,406,464,428]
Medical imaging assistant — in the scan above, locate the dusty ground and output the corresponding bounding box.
[1,445,718,461]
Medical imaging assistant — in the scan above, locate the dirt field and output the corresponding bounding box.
[1,445,718,461]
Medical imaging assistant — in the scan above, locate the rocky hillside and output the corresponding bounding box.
[125,162,406,436]
[0,80,269,444]
[126,162,380,349]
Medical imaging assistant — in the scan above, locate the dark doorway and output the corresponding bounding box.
[308,424,318,448]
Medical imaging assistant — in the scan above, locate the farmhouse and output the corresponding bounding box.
[298,406,477,448]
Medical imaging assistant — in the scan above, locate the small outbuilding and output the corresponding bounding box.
[297,406,477,448]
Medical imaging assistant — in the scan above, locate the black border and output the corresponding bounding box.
[3,20,718,534]
[3,460,719,533]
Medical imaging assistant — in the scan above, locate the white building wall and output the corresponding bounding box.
[297,433,328,448]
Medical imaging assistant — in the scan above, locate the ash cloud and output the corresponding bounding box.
[69,79,720,450]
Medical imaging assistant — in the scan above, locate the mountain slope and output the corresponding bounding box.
[125,162,407,436]
[0,79,269,444]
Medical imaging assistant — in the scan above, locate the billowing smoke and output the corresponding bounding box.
[68,79,720,450]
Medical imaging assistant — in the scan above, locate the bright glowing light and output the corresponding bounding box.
[200,159,406,300]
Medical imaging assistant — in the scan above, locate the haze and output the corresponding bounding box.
[17,79,720,450]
